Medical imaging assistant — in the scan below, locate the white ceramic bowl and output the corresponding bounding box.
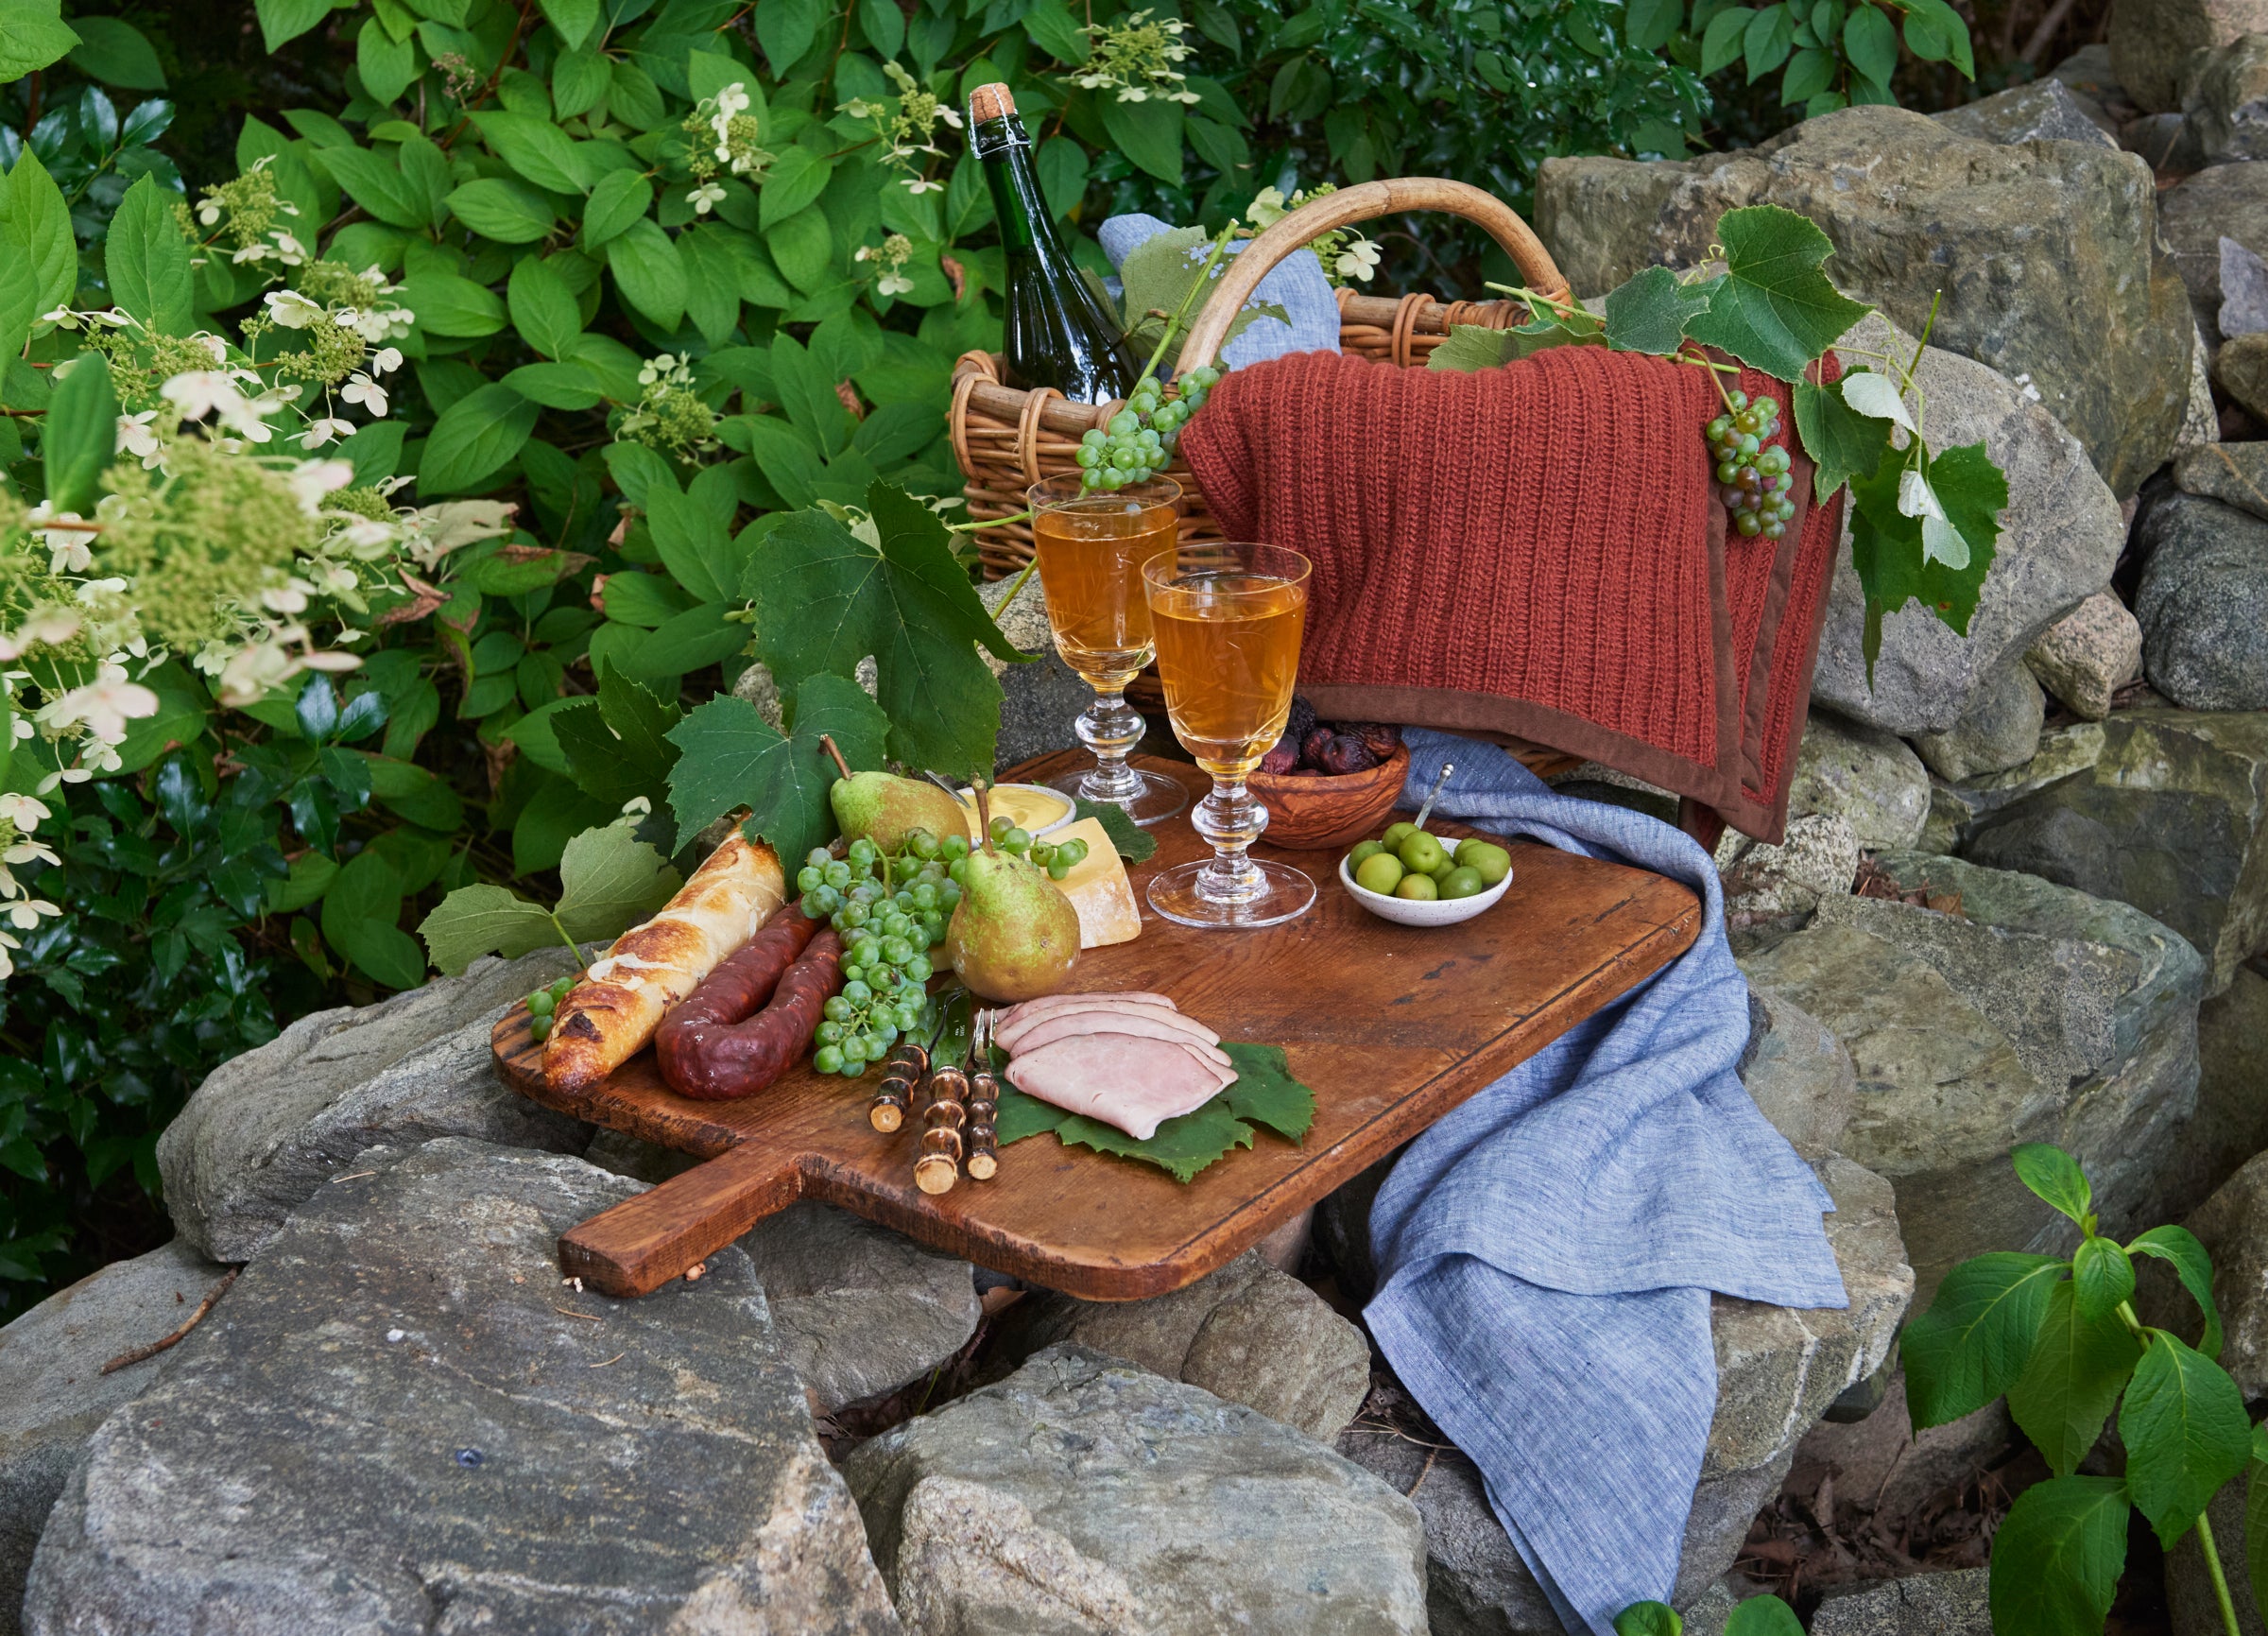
[955,782,1079,839]
[1338,835,1514,927]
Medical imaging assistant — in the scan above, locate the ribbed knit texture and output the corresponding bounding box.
[1180,345,1846,840]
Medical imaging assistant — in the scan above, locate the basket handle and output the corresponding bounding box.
[1177,178,1569,374]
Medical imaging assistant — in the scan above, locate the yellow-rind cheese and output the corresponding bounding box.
[1048,818,1141,948]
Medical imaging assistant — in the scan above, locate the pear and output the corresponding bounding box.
[829,768,968,854]
[944,784,1080,1001]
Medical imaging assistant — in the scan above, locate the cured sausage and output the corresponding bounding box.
[658,929,844,1100]
[656,905,818,1063]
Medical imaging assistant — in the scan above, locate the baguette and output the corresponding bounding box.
[543,832,786,1094]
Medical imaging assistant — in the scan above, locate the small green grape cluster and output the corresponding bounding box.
[1706,389,1797,541]
[1072,364,1224,491]
[797,831,967,1077]
[987,816,1091,880]
[524,973,576,1043]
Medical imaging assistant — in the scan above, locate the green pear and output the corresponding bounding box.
[829,770,969,853]
[945,846,1081,1002]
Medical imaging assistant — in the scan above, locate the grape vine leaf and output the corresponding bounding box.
[1845,440,2004,680]
[1073,797,1158,863]
[1426,323,1518,372]
[1507,302,1606,360]
[417,816,679,974]
[1681,205,1872,382]
[1793,376,1891,503]
[1601,267,1711,355]
[1115,226,1284,371]
[740,481,1024,778]
[995,1042,1314,1182]
[665,671,890,864]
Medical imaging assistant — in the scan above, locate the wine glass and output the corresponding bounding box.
[1140,542,1314,929]
[1023,474,1189,827]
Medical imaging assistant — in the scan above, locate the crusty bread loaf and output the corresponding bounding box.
[543,832,786,1094]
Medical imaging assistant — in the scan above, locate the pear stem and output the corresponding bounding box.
[972,778,995,855]
[819,733,853,781]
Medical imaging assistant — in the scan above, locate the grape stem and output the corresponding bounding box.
[820,732,854,781]
[947,508,1030,531]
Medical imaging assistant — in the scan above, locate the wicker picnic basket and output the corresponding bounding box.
[947,177,1573,582]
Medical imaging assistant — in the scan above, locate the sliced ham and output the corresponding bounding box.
[1006,1007,1228,1063]
[999,990,1177,1031]
[1007,1031,1235,1141]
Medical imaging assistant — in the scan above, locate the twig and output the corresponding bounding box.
[101,1268,238,1373]
[1406,1444,1441,1499]
[552,1304,605,1321]
[330,1169,378,1183]
[589,1352,627,1368]
[2019,0,2080,64]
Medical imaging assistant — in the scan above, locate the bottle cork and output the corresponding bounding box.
[969,82,1015,124]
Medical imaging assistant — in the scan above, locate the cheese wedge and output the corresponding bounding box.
[1049,818,1142,948]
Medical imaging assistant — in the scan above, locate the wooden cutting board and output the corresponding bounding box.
[492,752,1699,1301]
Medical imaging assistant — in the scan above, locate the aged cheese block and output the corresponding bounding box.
[1048,818,1142,948]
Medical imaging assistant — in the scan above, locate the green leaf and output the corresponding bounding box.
[417,883,560,974]
[1899,1251,2067,1429]
[253,0,333,50]
[759,146,833,232]
[2013,1143,2093,1225]
[1117,225,1283,373]
[1700,5,1754,73]
[2247,1448,2268,1632]
[664,672,889,861]
[0,0,77,80]
[554,667,681,810]
[507,254,583,356]
[1793,376,1891,502]
[1743,4,1794,77]
[1681,205,1870,382]
[1989,1476,2128,1636]
[679,227,744,345]
[1101,95,1184,185]
[2007,1280,2143,1478]
[766,205,833,291]
[65,15,164,88]
[607,217,688,330]
[448,178,555,243]
[687,46,752,105]
[1899,0,1973,73]
[1023,0,1091,62]
[1073,798,1159,863]
[1,150,77,341]
[1779,45,1835,102]
[1614,1604,1682,1636]
[753,0,820,74]
[742,481,1017,777]
[539,0,599,47]
[997,1042,1314,1183]
[106,174,195,336]
[419,384,540,494]
[2129,1226,2225,1360]
[1508,306,1607,358]
[318,144,428,229]
[552,47,610,117]
[471,111,589,194]
[1625,0,1683,46]
[647,470,747,601]
[358,16,419,103]
[43,354,117,516]
[1051,1097,1256,1183]
[395,271,507,336]
[554,816,681,941]
[581,167,652,248]
[1842,3,1898,83]
[1602,267,1711,355]
[503,361,605,409]
[2122,1330,2252,1546]
[1722,1597,1803,1636]
[1220,1042,1314,1142]
[2070,1237,2135,1322]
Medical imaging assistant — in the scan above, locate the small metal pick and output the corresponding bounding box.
[1413,762,1454,831]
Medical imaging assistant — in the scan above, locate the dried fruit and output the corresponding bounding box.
[1300,727,1335,766]
[1260,742,1298,776]
[1315,735,1380,776]
[1285,696,1317,749]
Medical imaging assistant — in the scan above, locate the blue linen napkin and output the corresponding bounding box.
[1097,212,1341,372]
[1366,729,1848,1635]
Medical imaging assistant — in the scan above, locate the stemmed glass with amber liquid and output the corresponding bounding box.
[1025,474,1189,827]
[1141,542,1314,929]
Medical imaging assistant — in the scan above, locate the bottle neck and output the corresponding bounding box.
[972,112,1057,260]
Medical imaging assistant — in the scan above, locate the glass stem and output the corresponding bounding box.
[1192,775,1269,901]
[1075,685,1147,805]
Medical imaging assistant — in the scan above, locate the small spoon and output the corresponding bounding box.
[1413,761,1454,832]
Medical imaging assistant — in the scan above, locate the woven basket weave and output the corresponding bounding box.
[947,177,1573,581]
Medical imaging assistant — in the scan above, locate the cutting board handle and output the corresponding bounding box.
[560,1143,801,1297]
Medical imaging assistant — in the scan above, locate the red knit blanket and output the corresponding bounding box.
[1178,344,1846,842]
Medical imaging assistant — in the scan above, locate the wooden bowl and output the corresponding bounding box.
[1251,739,1411,850]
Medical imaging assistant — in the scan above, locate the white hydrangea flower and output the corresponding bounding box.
[688,181,728,215]
[299,416,355,449]
[35,663,161,746]
[341,373,389,416]
[369,346,404,375]
[263,288,327,329]
[0,794,51,833]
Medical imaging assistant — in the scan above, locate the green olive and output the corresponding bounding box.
[1397,832,1446,874]
[1354,852,1405,895]
[1380,821,1419,852]
[1347,839,1384,870]
[1458,840,1512,886]
[1439,866,1487,900]
[1394,873,1439,902]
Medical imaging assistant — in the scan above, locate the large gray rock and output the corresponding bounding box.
[2159,161,2268,344]
[990,1251,1369,1443]
[0,1242,225,1636]
[1739,988,1859,1160]
[1794,1368,2015,1525]
[2134,491,2268,709]
[2177,968,2268,1216]
[2168,1480,2266,1635]
[1935,77,2120,147]
[1959,710,2268,991]
[1742,855,2208,1305]
[2115,0,2268,110]
[1813,315,2123,736]
[1721,813,1860,920]
[1534,107,2192,496]
[1338,1156,1911,1632]
[2171,441,2268,521]
[844,1344,1430,1635]
[23,1138,900,1633]
[2183,31,2268,163]
[2024,590,2144,719]
[2218,329,2268,416]
[1812,1568,1993,1635]
[156,946,591,1262]
[1787,707,1933,850]
[2178,1148,2268,1397]
[2051,43,2131,113]
[1911,662,2046,782]
[2225,234,2268,336]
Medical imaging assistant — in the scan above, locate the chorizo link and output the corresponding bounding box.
[656,908,817,1090]
[660,930,844,1100]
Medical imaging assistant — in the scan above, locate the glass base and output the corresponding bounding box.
[1046,765,1188,828]
[1146,857,1315,930]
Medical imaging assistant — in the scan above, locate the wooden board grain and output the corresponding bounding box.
[494,753,1698,1301]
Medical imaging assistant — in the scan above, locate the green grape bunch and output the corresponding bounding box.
[524,973,577,1043]
[986,814,1090,878]
[1073,364,1225,491]
[1705,388,1797,541]
[796,830,964,1078]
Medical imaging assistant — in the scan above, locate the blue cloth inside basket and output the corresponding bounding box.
[1097,212,1341,374]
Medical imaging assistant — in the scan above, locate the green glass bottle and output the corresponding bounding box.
[969,82,1138,405]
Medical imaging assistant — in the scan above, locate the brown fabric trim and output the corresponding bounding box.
[1743,488,1845,843]
[1299,682,1749,811]
[1736,439,1817,794]
[1703,492,1747,798]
